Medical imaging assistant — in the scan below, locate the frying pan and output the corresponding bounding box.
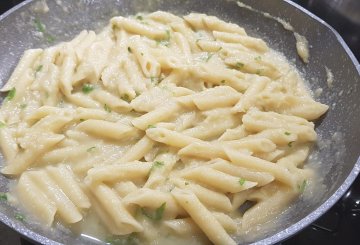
[0,0,359,244]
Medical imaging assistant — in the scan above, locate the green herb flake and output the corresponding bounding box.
[20,104,27,109]
[235,62,245,69]
[220,80,226,84]
[79,118,85,122]
[256,69,263,75]
[34,18,46,33]
[0,121,6,128]
[5,88,16,101]
[204,52,214,62]
[150,161,164,172]
[128,47,132,53]
[141,202,166,221]
[0,192,7,201]
[298,180,307,193]
[136,15,143,21]
[239,178,246,186]
[147,125,156,129]
[87,146,96,152]
[254,56,262,61]
[46,34,55,44]
[34,18,55,44]
[156,40,170,47]
[140,52,144,56]
[105,233,139,245]
[284,131,291,136]
[288,141,294,147]
[121,94,131,102]
[35,65,43,74]
[104,104,111,113]
[185,182,189,186]
[15,213,25,222]
[82,83,94,94]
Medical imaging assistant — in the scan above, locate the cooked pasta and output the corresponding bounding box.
[0,12,328,245]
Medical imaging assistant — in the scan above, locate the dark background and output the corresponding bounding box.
[0,0,359,245]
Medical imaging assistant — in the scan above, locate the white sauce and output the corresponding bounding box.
[237,1,310,63]
[325,66,334,88]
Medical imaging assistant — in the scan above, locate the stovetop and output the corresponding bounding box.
[0,1,359,245]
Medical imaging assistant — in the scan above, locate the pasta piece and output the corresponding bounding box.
[146,127,201,148]
[29,171,83,224]
[111,16,169,40]
[225,148,295,186]
[91,90,131,113]
[1,133,64,175]
[172,178,233,212]
[122,188,186,219]
[85,161,152,184]
[119,135,155,162]
[90,183,143,234]
[132,102,180,130]
[181,167,257,193]
[163,218,202,235]
[17,172,57,226]
[1,49,43,92]
[76,119,137,140]
[46,165,91,209]
[209,159,274,186]
[184,13,246,35]
[172,188,236,245]
[213,31,268,52]
[0,127,18,160]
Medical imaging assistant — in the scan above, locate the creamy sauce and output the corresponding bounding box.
[325,66,334,88]
[237,1,310,63]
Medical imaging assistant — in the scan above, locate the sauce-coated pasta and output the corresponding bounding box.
[0,12,328,245]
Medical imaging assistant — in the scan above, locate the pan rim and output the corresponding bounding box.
[0,0,359,244]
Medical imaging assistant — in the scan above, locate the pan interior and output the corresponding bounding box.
[0,0,359,244]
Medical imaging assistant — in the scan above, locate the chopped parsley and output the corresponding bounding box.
[82,83,94,94]
[0,121,6,128]
[34,18,46,33]
[202,52,214,62]
[136,15,143,21]
[128,47,132,53]
[20,104,27,109]
[284,131,291,136]
[141,202,166,221]
[150,161,164,172]
[235,62,245,69]
[185,182,189,186]
[5,88,16,101]
[33,18,55,44]
[239,178,246,186]
[104,104,111,113]
[156,30,171,47]
[35,65,43,76]
[220,80,226,84]
[288,141,294,147]
[256,69,263,75]
[298,180,307,193]
[121,94,131,102]
[87,146,96,152]
[254,56,262,61]
[147,125,156,129]
[156,40,170,47]
[0,192,7,201]
[106,233,139,245]
[79,118,85,122]
[15,213,25,222]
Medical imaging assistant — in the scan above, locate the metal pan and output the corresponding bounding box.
[0,0,359,244]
